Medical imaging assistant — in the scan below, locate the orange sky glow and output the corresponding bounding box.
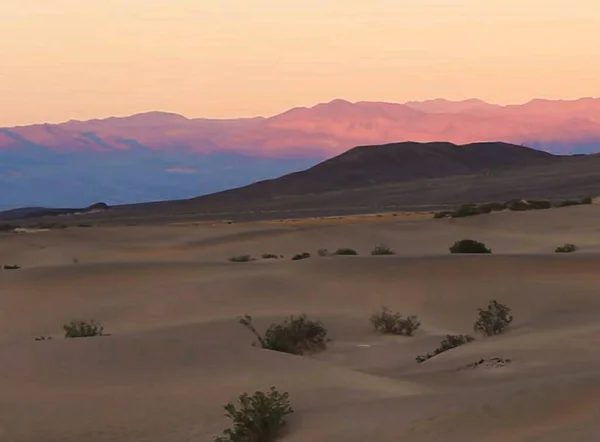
[1,0,599,126]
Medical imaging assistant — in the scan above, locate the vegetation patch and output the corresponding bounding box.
[261,254,280,260]
[317,248,330,257]
[449,239,491,254]
[555,243,578,253]
[473,300,513,337]
[291,252,311,261]
[3,264,21,270]
[229,255,255,263]
[239,314,329,355]
[0,223,19,232]
[416,334,475,363]
[63,320,105,338]
[370,307,420,336]
[215,387,293,442]
[434,196,592,219]
[333,248,358,256]
[370,244,395,255]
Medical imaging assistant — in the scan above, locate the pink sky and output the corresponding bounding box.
[1,0,599,126]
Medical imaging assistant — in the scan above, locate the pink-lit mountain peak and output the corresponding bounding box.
[2,97,600,156]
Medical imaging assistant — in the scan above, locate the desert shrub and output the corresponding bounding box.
[473,300,513,337]
[333,248,358,256]
[416,334,475,363]
[451,204,481,218]
[291,252,311,261]
[581,196,593,204]
[317,248,330,257]
[63,320,104,338]
[215,387,293,442]
[449,239,491,254]
[433,210,452,219]
[0,223,19,232]
[555,243,578,253]
[371,244,395,255]
[239,314,328,355]
[229,255,254,263]
[370,307,420,336]
[3,264,21,270]
[261,254,279,260]
[556,199,581,208]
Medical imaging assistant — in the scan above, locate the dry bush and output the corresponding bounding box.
[473,300,513,336]
[370,307,420,336]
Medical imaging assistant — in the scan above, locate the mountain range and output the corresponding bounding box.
[2,97,600,210]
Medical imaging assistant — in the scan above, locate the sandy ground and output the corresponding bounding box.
[1,205,600,442]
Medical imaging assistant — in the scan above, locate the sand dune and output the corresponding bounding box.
[1,205,600,441]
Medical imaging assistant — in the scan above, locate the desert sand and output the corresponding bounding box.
[1,204,600,442]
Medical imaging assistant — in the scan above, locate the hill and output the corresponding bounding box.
[9,141,600,224]
[2,97,600,209]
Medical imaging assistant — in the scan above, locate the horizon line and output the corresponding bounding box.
[4,95,599,129]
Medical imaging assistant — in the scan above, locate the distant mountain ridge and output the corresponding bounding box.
[2,97,600,209]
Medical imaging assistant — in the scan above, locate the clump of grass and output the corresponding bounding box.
[214,387,293,442]
[229,255,255,263]
[239,314,328,355]
[449,239,491,254]
[291,252,311,261]
[317,248,330,257]
[416,334,475,363]
[63,320,104,338]
[473,300,513,337]
[333,248,358,256]
[261,254,279,260]
[370,307,420,336]
[555,243,578,253]
[370,244,395,255]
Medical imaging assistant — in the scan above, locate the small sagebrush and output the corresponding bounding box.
[333,248,358,256]
[555,244,578,253]
[63,320,104,338]
[370,244,395,255]
[317,248,330,257]
[449,239,491,254]
[261,254,279,260]
[291,252,311,261]
[370,307,420,336]
[473,300,513,337]
[239,314,328,355]
[215,387,293,442]
[416,334,475,363]
[229,255,255,263]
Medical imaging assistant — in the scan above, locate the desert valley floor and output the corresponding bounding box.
[1,205,600,442]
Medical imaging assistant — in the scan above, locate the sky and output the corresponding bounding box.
[1,0,599,126]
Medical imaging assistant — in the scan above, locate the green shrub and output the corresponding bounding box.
[451,204,481,218]
[555,244,578,253]
[449,239,491,254]
[63,320,104,338]
[416,334,475,363]
[239,314,328,355]
[229,255,255,263]
[3,264,21,270]
[333,248,358,256]
[370,244,395,255]
[473,300,513,337]
[0,223,19,232]
[291,252,311,261]
[370,307,420,336]
[317,248,330,257]
[433,210,452,219]
[215,387,293,442]
[261,254,279,260]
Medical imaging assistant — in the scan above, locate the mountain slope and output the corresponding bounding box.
[2,97,600,210]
